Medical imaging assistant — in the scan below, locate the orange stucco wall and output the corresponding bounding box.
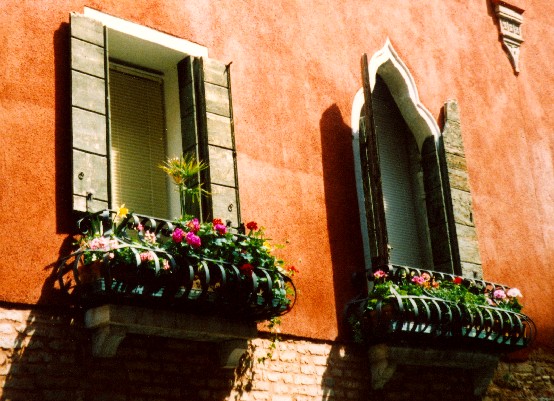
[0,0,553,346]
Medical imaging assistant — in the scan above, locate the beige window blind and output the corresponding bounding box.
[373,76,433,269]
[109,65,169,218]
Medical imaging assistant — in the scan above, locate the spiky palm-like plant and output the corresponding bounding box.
[160,154,208,218]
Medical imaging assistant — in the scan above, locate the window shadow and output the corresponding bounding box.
[54,22,73,234]
[319,104,366,339]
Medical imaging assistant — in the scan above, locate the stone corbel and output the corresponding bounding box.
[492,1,525,74]
[84,304,256,369]
[368,344,499,396]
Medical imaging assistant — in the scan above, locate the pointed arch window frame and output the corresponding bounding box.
[351,39,461,275]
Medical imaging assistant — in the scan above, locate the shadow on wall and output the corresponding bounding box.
[319,104,366,340]
[54,22,74,235]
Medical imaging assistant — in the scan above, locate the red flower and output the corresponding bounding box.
[213,218,224,226]
[453,276,463,285]
[246,221,258,231]
[287,265,299,274]
[240,263,254,276]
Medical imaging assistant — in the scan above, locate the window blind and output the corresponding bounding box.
[373,77,433,269]
[109,66,169,218]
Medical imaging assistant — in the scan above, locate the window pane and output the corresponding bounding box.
[109,67,169,218]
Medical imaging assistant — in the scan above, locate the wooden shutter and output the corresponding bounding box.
[178,56,241,227]
[359,54,389,269]
[70,13,109,213]
[421,136,460,273]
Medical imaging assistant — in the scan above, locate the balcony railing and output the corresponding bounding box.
[347,266,535,351]
[57,210,296,322]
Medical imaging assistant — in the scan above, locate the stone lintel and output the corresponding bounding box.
[368,344,499,395]
[84,304,256,367]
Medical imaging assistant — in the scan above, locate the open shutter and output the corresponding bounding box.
[70,13,109,213]
[421,135,461,274]
[359,54,389,269]
[178,56,241,227]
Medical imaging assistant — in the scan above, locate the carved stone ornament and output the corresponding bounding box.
[493,1,525,74]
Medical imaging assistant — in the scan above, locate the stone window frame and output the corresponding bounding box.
[71,8,241,225]
[351,39,482,278]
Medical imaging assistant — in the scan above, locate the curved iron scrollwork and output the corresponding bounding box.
[57,211,296,321]
[347,265,536,351]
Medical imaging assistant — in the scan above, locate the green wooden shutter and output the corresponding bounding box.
[359,54,389,269]
[70,13,109,213]
[178,56,240,227]
[421,135,461,274]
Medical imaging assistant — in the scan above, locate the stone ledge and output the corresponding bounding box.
[368,344,499,395]
[84,304,257,368]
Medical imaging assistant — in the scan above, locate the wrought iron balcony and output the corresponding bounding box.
[347,265,535,351]
[57,210,296,322]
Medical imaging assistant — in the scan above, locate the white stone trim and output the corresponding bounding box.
[351,39,441,271]
[83,7,208,57]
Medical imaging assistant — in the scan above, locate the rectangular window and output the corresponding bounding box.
[109,65,169,218]
[70,10,241,226]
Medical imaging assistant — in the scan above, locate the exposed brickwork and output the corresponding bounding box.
[1,305,553,401]
[485,350,554,401]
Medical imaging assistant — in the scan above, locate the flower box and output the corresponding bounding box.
[58,210,297,322]
[347,266,535,351]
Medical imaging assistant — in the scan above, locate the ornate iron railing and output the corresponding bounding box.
[57,211,296,321]
[347,266,535,351]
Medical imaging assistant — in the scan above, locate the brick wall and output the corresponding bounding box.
[485,350,554,401]
[0,305,552,401]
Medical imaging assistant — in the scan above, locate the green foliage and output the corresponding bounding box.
[159,154,209,216]
[365,269,524,314]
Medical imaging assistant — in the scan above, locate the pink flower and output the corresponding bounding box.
[214,223,227,235]
[88,237,117,251]
[144,231,156,244]
[412,276,426,285]
[373,270,387,279]
[137,224,144,232]
[186,218,200,233]
[172,228,185,243]
[507,288,522,298]
[139,251,155,262]
[493,289,507,299]
[185,232,201,248]
[162,259,170,270]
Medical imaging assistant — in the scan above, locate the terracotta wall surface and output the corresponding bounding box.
[0,1,553,345]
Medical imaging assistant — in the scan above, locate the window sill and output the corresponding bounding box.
[84,304,257,368]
